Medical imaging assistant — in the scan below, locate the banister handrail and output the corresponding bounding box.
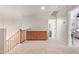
[8,29,21,40]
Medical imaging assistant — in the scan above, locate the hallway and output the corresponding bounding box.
[7,39,79,54]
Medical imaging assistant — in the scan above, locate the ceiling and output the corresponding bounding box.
[0,5,78,19]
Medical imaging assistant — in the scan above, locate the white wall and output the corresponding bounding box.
[4,16,32,39]
[57,16,68,45]
[0,16,4,28]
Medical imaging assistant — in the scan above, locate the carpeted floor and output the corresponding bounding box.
[7,39,79,54]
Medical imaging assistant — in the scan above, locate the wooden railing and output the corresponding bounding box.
[6,29,47,52]
[6,29,26,52]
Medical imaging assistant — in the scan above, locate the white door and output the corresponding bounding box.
[48,19,57,39]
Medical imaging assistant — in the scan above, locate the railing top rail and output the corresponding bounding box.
[8,29,21,40]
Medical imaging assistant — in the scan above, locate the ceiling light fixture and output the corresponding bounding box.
[41,6,45,10]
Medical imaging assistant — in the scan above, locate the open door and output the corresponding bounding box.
[48,19,57,39]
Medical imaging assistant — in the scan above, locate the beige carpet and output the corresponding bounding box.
[7,39,79,54]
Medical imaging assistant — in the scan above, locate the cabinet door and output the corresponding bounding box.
[26,31,47,40]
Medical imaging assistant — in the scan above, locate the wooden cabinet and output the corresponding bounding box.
[26,31,47,40]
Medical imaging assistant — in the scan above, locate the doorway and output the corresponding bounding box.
[68,7,79,47]
[48,19,57,39]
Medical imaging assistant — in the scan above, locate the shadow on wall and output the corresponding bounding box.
[0,29,6,54]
